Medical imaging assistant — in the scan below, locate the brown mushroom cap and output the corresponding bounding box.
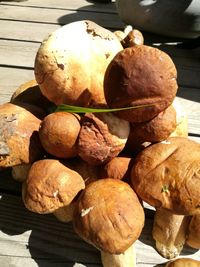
[39,112,80,158]
[73,178,145,254]
[22,159,85,214]
[34,20,123,107]
[0,103,43,168]
[131,137,200,215]
[186,215,200,249]
[104,45,178,122]
[165,258,200,267]
[77,112,130,165]
[100,156,133,182]
[126,104,177,148]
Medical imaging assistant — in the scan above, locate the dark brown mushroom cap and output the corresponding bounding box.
[165,258,200,267]
[0,103,43,168]
[22,159,85,214]
[131,137,200,215]
[104,45,178,122]
[73,178,145,254]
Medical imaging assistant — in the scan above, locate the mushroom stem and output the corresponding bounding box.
[152,209,190,259]
[101,243,136,267]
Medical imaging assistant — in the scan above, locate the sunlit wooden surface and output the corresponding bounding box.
[0,1,199,266]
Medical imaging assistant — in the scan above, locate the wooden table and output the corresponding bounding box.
[0,1,199,266]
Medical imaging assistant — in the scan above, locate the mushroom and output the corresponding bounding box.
[125,104,177,154]
[152,208,190,259]
[39,111,81,158]
[77,112,130,165]
[11,163,32,182]
[34,20,123,107]
[22,159,85,215]
[73,178,145,267]
[0,103,44,168]
[165,258,200,267]
[114,25,144,47]
[186,215,200,249]
[131,137,200,258]
[54,157,100,223]
[104,45,178,123]
[10,79,52,119]
[100,156,133,183]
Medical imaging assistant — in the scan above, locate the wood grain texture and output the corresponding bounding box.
[0,1,199,266]
[0,193,199,267]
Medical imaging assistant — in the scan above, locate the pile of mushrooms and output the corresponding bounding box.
[0,19,199,267]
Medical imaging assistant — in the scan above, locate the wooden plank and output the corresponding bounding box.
[0,193,199,267]
[0,20,60,42]
[0,0,118,14]
[0,5,124,30]
[0,67,35,104]
[1,38,199,88]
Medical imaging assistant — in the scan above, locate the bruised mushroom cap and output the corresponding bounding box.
[104,45,178,122]
[39,112,81,158]
[34,20,123,107]
[186,215,200,249]
[77,112,130,165]
[165,258,200,267]
[0,103,43,168]
[22,159,85,214]
[73,178,144,254]
[131,137,200,215]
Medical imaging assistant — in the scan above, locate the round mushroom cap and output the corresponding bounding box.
[73,178,145,254]
[104,45,178,122]
[186,215,200,249]
[39,112,80,158]
[131,137,200,215]
[22,159,85,214]
[100,156,133,182]
[127,104,177,147]
[165,258,200,267]
[77,112,130,165]
[34,20,123,107]
[0,103,43,168]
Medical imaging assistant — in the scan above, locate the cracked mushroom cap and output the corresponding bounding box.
[104,45,178,122]
[0,103,43,168]
[77,112,130,165]
[131,137,200,215]
[22,159,85,214]
[73,178,145,254]
[34,20,123,107]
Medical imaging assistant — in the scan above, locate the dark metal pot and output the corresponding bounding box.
[116,0,200,38]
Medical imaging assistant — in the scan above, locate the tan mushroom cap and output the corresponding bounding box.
[78,112,130,166]
[131,137,200,215]
[0,103,43,168]
[39,112,81,158]
[34,20,123,107]
[104,45,178,122]
[22,159,85,214]
[73,178,145,254]
[186,215,200,249]
[100,156,133,182]
[165,258,200,267]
